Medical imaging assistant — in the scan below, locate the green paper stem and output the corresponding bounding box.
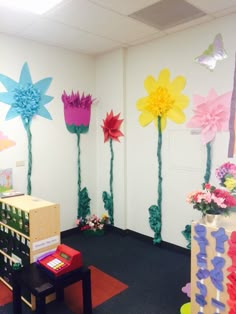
[26,124,32,195]
[77,132,81,195]
[204,142,212,183]
[76,132,90,219]
[148,117,162,244]
[157,117,163,215]
[109,139,114,225]
[77,132,81,218]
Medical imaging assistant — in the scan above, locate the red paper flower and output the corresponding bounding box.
[227,283,236,301]
[101,110,124,142]
[228,272,236,285]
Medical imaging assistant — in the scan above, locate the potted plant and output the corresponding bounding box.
[186,183,236,225]
[76,214,109,235]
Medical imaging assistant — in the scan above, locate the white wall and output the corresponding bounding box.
[95,49,126,228]
[125,14,236,247]
[1,13,236,248]
[0,34,96,232]
[95,13,236,247]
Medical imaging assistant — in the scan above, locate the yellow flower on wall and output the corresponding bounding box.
[136,68,189,130]
[136,68,189,244]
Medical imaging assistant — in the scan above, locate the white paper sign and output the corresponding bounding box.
[32,235,59,251]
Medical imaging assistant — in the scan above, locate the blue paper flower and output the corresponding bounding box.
[0,62,53,128]
[0,62,53,195]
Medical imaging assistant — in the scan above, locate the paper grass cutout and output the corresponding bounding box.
[101,110,124,225]
[0,62,53,194]
[187,88,231,183]
[62,90,95,220]
[195,33,228,71]
[182,224,191,249]
[228,53,236,157]
[0,131,15,151]
[136,68,189,244]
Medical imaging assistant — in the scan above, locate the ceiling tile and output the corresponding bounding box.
[211,5,236,17]
[187,0,236,13]
[21,18,121,54]
[88,0,160,15]
[0,0,235,55]
[0,7,35,35]
[128,31,166,46]
[164,15,213,34]
[47,0,159,43]
[130,0,206,30]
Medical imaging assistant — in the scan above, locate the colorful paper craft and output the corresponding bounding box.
[0,131,15,151]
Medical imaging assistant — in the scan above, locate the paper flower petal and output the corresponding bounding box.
[157,68,170,86]
[101,110,124,142]
[139,111,155,127]
[136,68,189,130]
[0,74,18,91]
[0,62,53,128]
[19,63,32,85]
[144,76,157,94]
[0,131,15,151]
[187,88,231,144]
[167,107,185,124]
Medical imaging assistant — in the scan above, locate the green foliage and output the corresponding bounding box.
[102,191,114,225]
[78,187,91,220]
[149,205,162,244]
[182,224,191,249]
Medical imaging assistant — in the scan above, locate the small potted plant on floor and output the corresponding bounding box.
[76,214,110,235]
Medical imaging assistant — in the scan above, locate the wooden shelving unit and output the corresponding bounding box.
[0,195,60,308]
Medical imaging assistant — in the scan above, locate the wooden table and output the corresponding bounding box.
[12,263,92,314]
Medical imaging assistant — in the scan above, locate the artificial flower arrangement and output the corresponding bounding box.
[215,162,236,194]
[186,183,236,216]
[76,214,110,233]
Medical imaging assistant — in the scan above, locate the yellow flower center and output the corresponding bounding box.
[146,87,174,117]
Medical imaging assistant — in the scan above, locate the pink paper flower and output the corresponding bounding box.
[62,90,95,134]
[187,89,232,144]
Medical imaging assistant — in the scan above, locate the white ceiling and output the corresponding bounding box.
[0,0,236,56]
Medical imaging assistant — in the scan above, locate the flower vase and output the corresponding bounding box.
[202,213,221,227]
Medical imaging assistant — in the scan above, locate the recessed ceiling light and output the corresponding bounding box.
[0,0,64,14]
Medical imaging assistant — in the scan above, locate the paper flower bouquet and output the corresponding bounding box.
[215,162,236,194]
[186,183,236,216]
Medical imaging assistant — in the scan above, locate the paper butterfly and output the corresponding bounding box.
[195,33,228,71]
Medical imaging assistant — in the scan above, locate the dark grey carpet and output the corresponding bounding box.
[62,230,190,314]
[0,229,190,313]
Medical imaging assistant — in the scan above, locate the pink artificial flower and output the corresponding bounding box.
[62,90,95,134]
[213,188,236,207]
[187,89,232,144]
[205,183,211,190]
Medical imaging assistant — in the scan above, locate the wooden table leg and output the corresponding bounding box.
[35,295,46,314]
[82,268,92,314]
[12,279,22,314]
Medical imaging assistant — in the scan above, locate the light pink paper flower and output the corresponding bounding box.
[187,89,231,144]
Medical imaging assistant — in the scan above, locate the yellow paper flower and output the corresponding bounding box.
[224,177,236,191]
[136,68,189,130]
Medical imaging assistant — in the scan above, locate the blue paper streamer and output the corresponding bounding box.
[211,227,228,253]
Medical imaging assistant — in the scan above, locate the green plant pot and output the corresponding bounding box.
[83,229,105,236]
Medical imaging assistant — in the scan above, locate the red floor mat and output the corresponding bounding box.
[0,266,128,313]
